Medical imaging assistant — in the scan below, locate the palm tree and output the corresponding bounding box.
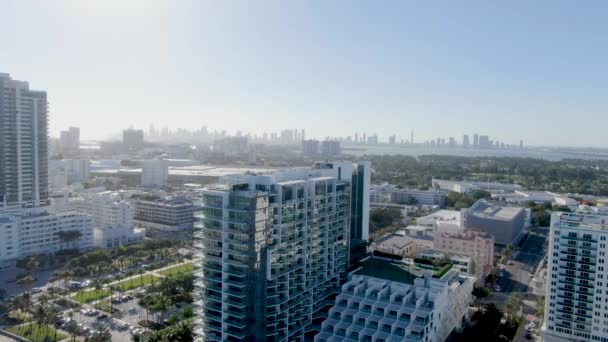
[45,306,61,342]
[64,319,80,342]
[108,285,119,313]
[9,292,32,316]
[32,304,47,341]
[92,280,103,302]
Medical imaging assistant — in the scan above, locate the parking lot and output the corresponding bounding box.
[58,308,141,342]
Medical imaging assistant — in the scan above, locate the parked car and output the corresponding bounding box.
[117,322,129,330]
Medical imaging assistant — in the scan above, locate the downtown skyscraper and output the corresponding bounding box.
[194,161,369,341]
[0,73,48,207]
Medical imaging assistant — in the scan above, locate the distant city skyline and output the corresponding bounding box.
[2,1,608,147]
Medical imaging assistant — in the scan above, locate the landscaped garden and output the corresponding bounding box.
[6,323,67,342]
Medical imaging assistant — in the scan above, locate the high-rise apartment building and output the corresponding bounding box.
[463,134,470,147]
[0,74,93,268]
[542,211,608,342]
[123,128,145,150]
[320,140,341,156]
[0,73,48,207]
[473,134,479,147]
[59,126,80,155]
[478,135,491,149]
[301,139,320,155]
[194,162,369,341]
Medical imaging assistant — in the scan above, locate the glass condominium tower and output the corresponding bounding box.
[194,163,367,341]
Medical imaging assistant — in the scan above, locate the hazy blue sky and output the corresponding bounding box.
[1,1,607,146]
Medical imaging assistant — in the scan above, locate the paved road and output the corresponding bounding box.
[485,229,547,309]
[505,228,549,342]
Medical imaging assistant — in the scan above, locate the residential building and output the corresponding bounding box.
[194,163,364,341]
[478,135,491,149]
[132,195,195,232]
[123,128,144,150]
[433,231,495,275]
[48,159,69,191]
[0,207,93,267]
[213,137,249,156]
[142,159,169,188]
[301,139,320,155]
[68,191,144,249]
[65,159,90,183]
[464,199,527,245]
[0,73,49,208]
[542,211,608,342]
[59,126,80,155]
[312,161,371,246]
[320,140,341,156]
[0,215,19,268]
[315,259,475,342]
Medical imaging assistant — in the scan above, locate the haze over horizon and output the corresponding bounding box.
[2,0,607,147]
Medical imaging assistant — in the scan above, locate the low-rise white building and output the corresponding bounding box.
[492,190,577,209]
[417,209,465,234]
[432,178,523,194]
[0,207,94,267]
[0,215,20,268]
[315,260,475,342]
[65,191,144,249]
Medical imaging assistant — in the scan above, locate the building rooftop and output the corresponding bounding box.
[468,199,524,221]
[420,209,461,222]
[354,258,421,284]
[552,211,608,231]
[374,233,415,250]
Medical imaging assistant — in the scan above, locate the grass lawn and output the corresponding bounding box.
[73,288,110,303]
[115,274,159,291]
[6,323,68,342]
[159,263,194,276]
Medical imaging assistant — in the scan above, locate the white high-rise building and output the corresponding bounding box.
[59,126,80,155]
[65,159,90,184]
[0,73,49,208]
[0,74,93,268]
[542,210,608,342]
[142,159,169,188]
